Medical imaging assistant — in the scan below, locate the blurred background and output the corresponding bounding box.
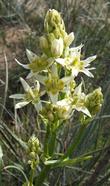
[0,0,110,185]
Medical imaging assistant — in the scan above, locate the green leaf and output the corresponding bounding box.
[44,160,58,165]
[0,121,28,150]
[4,164,28,183]
[0,146,3,159]
[0,145,3,168]
[44,155,92,168]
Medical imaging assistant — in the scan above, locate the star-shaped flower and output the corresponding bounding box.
[15,49,53,78]
[71,83,91,117]
[34,64,74,104]
[56,45,96,78]
[10,77,42,112]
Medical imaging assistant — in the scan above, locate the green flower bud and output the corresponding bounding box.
[47,111,54,121]
[51,38,64,57]
[53,27,66,39]
[39,36,49,51]
[28,136,40,154]
[48,33,55,42]
[30,152,36,159]
[57,107,68,120]
[85,88,103,116]
[30,157,39,170]
[44,9,65,33]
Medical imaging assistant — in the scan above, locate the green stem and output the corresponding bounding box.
[44,123,57,157]
[48,131,56,156]
[35,124,57,185]
[64,125,86,158]
[0,170,2,186]
[29,167,35,186]
[44,124,50,156]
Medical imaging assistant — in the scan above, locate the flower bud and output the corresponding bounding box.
[30,152,36,159]
[44,9,65,33]
[85,88,103,116]
[39,36,49,51]
[28,136,40,154]
[57,107,68,120]
[48,33,55,43]
[51,38,64,57]
[64,32,74,47]
[47,111,54,121]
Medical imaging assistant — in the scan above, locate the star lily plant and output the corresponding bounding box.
[10,9,103,186]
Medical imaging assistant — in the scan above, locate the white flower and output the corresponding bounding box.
[10,78,42,112]
[54,83,91,119]
[15,49,37,69]
[56,45,96,78]
[15,50,53,76]
[56,98,72,119]
[34,64,74,104]
[72,83,91,117]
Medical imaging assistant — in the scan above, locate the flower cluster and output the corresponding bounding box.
[27,136,41,170]
[10,9,103,124]
[10,9,104,186]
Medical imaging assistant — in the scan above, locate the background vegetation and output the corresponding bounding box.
[0,0,110,185]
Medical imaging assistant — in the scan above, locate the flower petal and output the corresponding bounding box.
[35,74,47,85]
[61,76,73,84]
[36,80,40,92]
[15,59,29,69]
[26,71,34,79]
[26,49,38,63]
[49,93,58,104]
[55,58,65,66]
[9,94,25,99]
[57,98,71,107]
[34,101,42,112]
[69,44,84,53]
[15,101,30,109]
[81,69,94,78]
[84,55,97,65]
[72,68,79,77]
[76,106,91,117]
[74,83,82,95]
[51,63,58,76]
[20,77,32,93]
[86,67,96,70]
[65,32,74,46]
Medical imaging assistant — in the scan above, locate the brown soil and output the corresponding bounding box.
[0,25,30,70]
